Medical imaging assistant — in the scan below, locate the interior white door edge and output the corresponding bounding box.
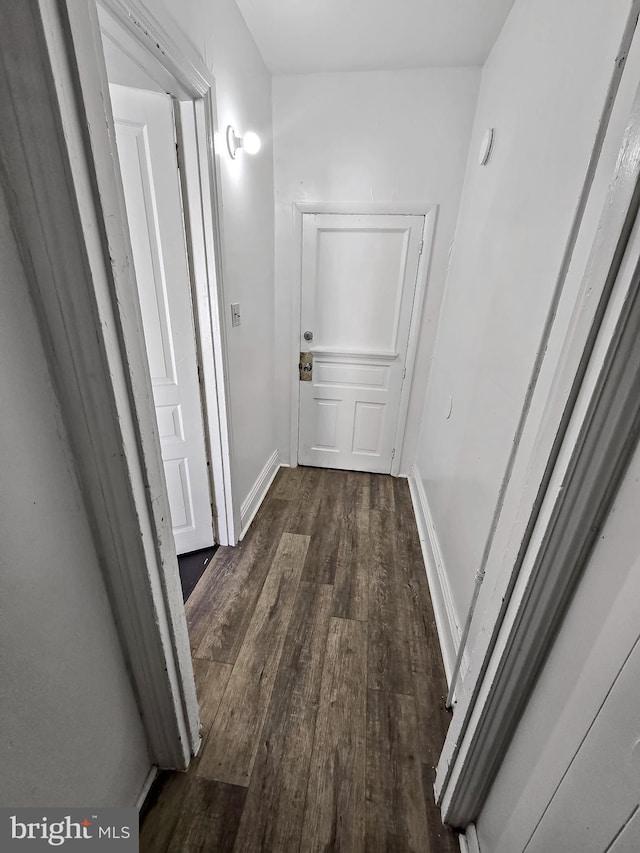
[174,98,236,546]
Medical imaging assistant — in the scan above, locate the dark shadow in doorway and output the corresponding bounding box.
[178,546,218,603]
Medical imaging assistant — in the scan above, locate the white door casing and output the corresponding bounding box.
[110,84,214,554]
[298,213,424,473]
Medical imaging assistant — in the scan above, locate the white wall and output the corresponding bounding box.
[0,185,151,806]
[476,433,640,852]
[414,0,633,636]
[272,68,481,467]
[439,9,640,841]
[153,0,277,521]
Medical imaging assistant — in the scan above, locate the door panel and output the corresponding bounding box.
[353,402,384,455]
[314,227,410,351]
[110,84,214,554]
[298,213,423,473]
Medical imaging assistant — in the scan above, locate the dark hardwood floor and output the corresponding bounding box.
[141,467,458,852]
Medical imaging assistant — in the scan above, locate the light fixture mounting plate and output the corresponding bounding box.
[226,125,240,159]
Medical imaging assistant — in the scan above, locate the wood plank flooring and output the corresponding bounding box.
[141,467,458,852]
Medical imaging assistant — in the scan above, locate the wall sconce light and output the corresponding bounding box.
[226,125,261,159]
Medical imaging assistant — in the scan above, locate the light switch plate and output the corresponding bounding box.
[231,302,241,327]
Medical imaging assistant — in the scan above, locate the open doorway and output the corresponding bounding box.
[107,84,215,557]
[98,1,236,599]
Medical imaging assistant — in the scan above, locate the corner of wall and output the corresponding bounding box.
[239,449,282,539]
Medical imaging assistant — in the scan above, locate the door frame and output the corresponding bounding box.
[289,202,437,475]
[98,0,237,547]
[0,0,235,772]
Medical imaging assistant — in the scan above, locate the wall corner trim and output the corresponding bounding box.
[408,464,466,686]
[239,450,282,539]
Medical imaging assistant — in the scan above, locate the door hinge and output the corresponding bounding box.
[418,240,424,256]
[402,366,407,379]
[391,448,396,460]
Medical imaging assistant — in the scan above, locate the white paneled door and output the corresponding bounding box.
[110,84,214,554]
[298,213,424,473]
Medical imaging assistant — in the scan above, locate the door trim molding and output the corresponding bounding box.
[0,0,201,767]
[434,66,640,826]
[98,0,209,96]
[290,202,437,476]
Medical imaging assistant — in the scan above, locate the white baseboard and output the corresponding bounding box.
[464,823,481,853]
[408,464,467,688]
[239,450,281,540]
[135,765,158,811]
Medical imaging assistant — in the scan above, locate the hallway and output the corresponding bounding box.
[140,467,457,851]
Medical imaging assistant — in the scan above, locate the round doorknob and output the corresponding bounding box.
[303,330,313,341]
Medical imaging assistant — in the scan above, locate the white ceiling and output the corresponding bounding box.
[234,0,516,75]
